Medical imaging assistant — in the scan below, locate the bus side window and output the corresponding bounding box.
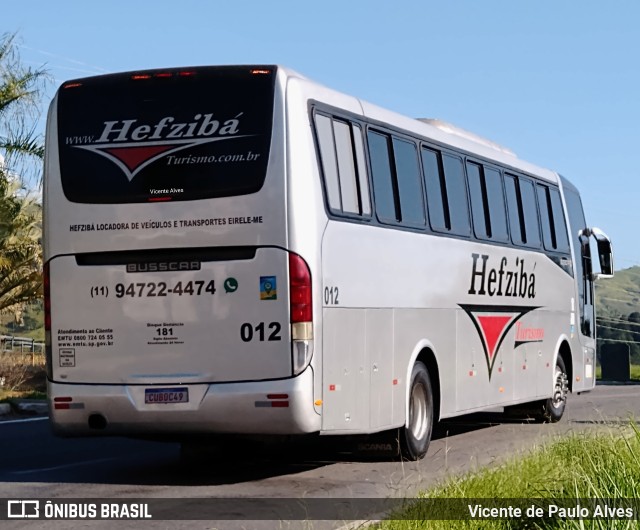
[368,131,425,227]
[484,167,509,242]
[467,162,508,242]
[537,184,556,250]
[505,174,541,248]
[467,161,489,239]
[442,154,471,236]
[351,124,371,216]
[333,120,360,214]
[519,178,541,248]
[315,115,342,210]
[422,147,447,232]
[392,138,425,226]
[505,174,524,245]
[368,130,399,223]
[549,188,570,253]
[315,113,371,217]
[537,184,570,254]
[422,148,470,236]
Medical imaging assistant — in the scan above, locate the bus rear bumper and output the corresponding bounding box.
[47,367,320,437]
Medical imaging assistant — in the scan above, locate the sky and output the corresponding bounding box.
[5,0,640,270]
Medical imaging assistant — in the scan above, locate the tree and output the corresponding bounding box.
[0,178,42,315]
[0,32,47,186]
[0,33,48,318]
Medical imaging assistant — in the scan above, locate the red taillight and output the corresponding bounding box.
[267,394,288,400]
[289,253,312,324]
[132,71,196,80]
[44,262,53,379]
[44,262,51,331]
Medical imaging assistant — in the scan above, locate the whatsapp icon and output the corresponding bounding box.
[224,277,238,293]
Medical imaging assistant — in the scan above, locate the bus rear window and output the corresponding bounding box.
[56,66,275,203]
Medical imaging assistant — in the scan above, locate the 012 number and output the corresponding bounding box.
[324,286,339,305]
[240,322,282,342]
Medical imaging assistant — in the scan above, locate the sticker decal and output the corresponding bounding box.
[59,348,76,367]
[459,304,539,380]
[260,276,277,300]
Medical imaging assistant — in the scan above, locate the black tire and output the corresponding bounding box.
[539,355,569,423]
[400,361,434,461]
[504,356,569,423]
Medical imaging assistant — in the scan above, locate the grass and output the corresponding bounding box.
[0,389,47,403]
[596,364,640,381]
[376,425,640,529]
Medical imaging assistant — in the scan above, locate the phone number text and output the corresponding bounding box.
[90,280,217,298]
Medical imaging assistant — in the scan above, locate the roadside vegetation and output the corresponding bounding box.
[595,269,640,366]
[377,425,640,529]
[596,363,640,381]
[0,32,48,398]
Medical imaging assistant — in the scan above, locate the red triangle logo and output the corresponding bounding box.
[459,304,538,380]
[72,136,239,181]
[102,145,177,172]
[476,315,512,360]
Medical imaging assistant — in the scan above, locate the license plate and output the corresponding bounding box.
[145,387,189,404]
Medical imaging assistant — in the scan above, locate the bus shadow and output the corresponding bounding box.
[2,411,536,487]
[434,410,537,438]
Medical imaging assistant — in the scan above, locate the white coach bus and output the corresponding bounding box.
[43,65,613,460]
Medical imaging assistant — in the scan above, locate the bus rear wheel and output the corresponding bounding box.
[400,362,434,461]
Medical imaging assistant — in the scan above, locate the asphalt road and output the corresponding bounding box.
[1,383,639,529]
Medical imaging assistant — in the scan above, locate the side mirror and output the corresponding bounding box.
[579,227,614,279]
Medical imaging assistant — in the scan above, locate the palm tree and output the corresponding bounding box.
[0,32,48,319]
[0,32,47,184]
[0,178,41,314]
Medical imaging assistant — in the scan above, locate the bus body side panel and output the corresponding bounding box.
[320,220,576,431]
[319,221,458,432]
[283,77,367,428]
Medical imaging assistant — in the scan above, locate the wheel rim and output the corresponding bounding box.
[409,381,428,440]
[551,365,569,409]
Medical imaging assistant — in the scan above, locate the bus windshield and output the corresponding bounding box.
[56,66,275,204]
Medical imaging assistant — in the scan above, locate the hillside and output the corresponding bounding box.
[595,266,640,317]
[594,266,640,362]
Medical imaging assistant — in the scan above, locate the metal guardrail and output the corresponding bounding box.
[1,334,45,354]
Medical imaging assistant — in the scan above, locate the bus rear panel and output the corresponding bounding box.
[44,66,319,436]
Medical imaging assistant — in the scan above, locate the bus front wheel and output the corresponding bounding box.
[400,361,434,461]
[538,356,569,423]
